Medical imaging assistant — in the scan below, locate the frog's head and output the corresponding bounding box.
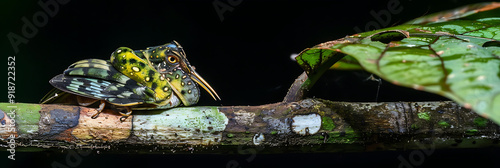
[156,41,220,106]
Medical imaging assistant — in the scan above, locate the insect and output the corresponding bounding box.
[41,41,220,121]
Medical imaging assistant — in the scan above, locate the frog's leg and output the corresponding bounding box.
[74,96,105,119]
[91,100,106,119]
[118,106,132,122]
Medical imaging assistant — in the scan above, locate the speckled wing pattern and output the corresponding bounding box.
[50,59,157,106]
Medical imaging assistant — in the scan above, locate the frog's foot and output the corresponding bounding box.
[91,100,106,119]
[119,106,132,122]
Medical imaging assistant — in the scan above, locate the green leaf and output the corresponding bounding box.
[295,3,500,124]
[405,2,500,24]
[330,56,363,70]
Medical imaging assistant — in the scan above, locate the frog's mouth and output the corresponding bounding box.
[188,68,221,101]
[176,59,220,102]
[164,66,219,107]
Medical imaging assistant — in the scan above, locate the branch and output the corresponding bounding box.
[283,72,308,103]
[1,99,499,154]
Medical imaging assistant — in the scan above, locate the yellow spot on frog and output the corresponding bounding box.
[132,67,140,72]
[111,47,171,105]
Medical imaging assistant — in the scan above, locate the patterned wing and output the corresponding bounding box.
[48,59,158,106]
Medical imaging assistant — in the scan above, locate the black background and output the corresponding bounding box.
[1,0,499,167]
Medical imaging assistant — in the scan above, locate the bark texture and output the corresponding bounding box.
[1,99,499,154]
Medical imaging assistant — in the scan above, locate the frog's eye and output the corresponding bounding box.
[167,55,178,64]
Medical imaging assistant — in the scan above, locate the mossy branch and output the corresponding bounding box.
[1,98,499,154]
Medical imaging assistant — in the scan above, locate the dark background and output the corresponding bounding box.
[1,0,499,167]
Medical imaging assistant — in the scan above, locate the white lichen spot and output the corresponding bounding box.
[299,99,315,108]
[234,110,255,126]
[436,51,444,55]
[253,133,265,145]
[477,75,485,81]
[131,106,228,145]
[263,117,290,134]
[291,113,321,135]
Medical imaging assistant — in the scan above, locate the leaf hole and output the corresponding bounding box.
[369,30,410,44]
[482,40,500,48]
